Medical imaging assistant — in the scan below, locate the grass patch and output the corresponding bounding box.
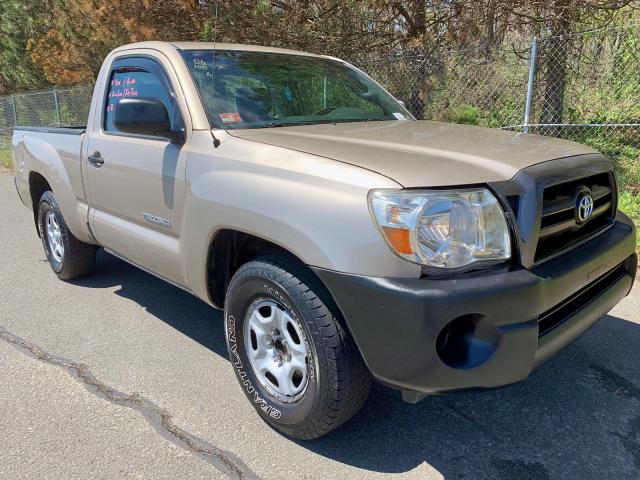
[582,134,640,253]
[619,190,640,252]
[0,146,12,172]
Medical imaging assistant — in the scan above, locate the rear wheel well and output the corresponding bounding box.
[206,230,325,308]
[29,172,51,233]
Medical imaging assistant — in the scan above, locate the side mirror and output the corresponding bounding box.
[114,97,184,144]
[397,100,407,108]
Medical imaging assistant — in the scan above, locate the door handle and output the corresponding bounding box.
[87,151,104,167]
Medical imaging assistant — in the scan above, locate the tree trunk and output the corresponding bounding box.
[406,52,427,120]
[539,33,569,128]
[538,1,573,133]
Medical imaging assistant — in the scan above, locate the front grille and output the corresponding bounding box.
[537,261,627,337]
[535,172,615,262]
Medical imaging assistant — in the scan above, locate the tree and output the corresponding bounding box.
[27,0,205,86]
[0,0,52,93]
[1,0,637,96]
[499,0,637,126]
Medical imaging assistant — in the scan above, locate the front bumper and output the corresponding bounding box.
[313,213,636,399]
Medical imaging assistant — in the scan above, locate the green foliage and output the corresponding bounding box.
[619,191,640,252]
[571,131,640,252]
[200,21,215,42]
[0,146,12,171]
[584,135,640,190]
[0,0,51,92]
[446,104,482,125]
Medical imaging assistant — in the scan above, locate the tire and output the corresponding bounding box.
[224,255,371,439]
[37,191,97,280]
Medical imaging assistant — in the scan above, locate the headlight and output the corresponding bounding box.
[369,188,511,269]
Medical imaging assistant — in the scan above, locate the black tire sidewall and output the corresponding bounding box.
[225,269,323,427]
[37,193,64,273]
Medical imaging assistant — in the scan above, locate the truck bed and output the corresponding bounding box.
[15,126,86,135]
[12,126,88,240]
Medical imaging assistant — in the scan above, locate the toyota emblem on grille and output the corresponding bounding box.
[576,192,594,224]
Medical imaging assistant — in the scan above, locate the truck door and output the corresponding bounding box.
[85,56,189,286]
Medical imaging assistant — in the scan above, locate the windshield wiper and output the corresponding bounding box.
[260,118,390,129]
[265,121,299,128]
[266,120,335,128]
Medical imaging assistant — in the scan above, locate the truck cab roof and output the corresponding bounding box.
[113,41,333,60]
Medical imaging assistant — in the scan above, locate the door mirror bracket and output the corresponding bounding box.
[164,128,186,145]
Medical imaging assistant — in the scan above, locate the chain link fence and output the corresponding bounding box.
[1,24,638,192]
[355,41,531,129]
[355,23,640,195]
[0,86,92,151]
[526,26,640,194]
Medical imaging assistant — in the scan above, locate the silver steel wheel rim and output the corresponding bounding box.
[45,211,64,263]
[244,298,310,403]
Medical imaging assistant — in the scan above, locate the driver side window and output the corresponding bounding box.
[104,61,178,133]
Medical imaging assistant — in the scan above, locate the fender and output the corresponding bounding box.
[180,137,421,302]
[21,135,95,244]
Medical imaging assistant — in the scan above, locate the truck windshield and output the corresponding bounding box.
[180,50,411,129]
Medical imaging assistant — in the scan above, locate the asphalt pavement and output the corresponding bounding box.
[1,173,639,480]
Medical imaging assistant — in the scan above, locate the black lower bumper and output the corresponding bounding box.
[312,213,636,398]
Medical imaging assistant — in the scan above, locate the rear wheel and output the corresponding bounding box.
[224,255,371,439]
[38,191,97,280]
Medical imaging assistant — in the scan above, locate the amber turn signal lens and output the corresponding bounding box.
[381,227,413,254]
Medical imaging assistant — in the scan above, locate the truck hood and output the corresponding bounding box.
[228,120,598,187]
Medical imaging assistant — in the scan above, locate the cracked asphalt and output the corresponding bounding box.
[1,173,640,480]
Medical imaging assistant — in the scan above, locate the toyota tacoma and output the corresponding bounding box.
[11,42,636,439]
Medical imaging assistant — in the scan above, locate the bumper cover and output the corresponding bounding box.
[313,213,636,397]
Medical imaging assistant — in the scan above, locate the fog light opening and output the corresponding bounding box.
[436,314,500,369]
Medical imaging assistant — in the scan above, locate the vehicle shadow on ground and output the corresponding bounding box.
[69,250,230,359]
[75,251,640,480]
[305,321,640,479]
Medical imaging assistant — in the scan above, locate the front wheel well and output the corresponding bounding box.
[206,230,324,308]
[206,229,365,378]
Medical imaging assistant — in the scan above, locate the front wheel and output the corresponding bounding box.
[224,256,371,439]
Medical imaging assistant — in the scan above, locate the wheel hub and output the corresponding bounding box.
[273,338,287,356]
[244,299,310,403]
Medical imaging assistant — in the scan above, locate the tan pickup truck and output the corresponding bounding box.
[11,41,637,439]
